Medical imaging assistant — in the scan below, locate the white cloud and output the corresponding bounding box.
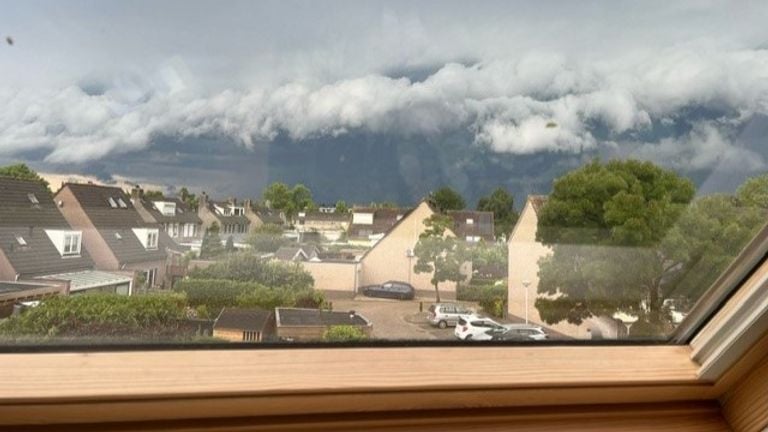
[1,46,767,170]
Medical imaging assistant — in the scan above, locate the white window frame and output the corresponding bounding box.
[62,233,81,256]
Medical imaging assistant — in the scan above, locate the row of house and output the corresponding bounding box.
[273,201,496,298]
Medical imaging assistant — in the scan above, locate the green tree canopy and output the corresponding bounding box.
[535,160,698,332]
[477,187,519,239]
[428,187,466,213]
[178,187,199,210]
[263,182,315,224]
[335,200,349,213]
[413,215,467,302]
[247,224,289,253]
[0,163,50,191]
[200,222,224,259]
[736,174,768,209]
[143,190,164,200]
[188,252,314,291]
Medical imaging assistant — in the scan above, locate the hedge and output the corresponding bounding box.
[0,293,187,338]
[188,253,313,291]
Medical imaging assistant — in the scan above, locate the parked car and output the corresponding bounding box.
[503,324,549,340]
[487,325,549,341]
[485,328,531,341]
[454,315,507,340]
[360,281,415,300]
[427,303,475,328]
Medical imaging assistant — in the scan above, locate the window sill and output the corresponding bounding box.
[0,345,712,426]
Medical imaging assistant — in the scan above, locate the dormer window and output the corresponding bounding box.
[27,193,39,204]
[44,230,82,257]
[132,228,159,250]
[154,201,176,216]
[62,233,81,256]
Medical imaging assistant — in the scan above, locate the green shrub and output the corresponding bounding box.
[188,252,313,291]
[323,325,367,342]
[458,283,507,318]
[0,293,187,338]
[174,278,324,316]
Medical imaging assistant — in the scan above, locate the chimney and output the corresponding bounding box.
[244,199,253,214]
[130,185,143,201]
[199,192,209,211]
[228,196,236,205]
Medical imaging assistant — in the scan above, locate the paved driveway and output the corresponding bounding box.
[330,296,469,340]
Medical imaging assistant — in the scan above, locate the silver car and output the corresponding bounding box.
[427,303,474,329]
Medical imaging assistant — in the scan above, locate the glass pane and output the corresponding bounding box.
[0,2,766,347]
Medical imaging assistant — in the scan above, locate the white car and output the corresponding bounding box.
[454,315,507,341]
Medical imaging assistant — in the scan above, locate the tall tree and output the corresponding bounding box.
[178,187,199,210]
[413,215,467,302]
[334,200,349,213]
[143,190,164,200]
[200,222,224,259]
[736,174,768,209]
[0,163,50,191]
[428,187,466,213]
[477,187,519,239]
[534,160,696,334]
[263,182,314,224]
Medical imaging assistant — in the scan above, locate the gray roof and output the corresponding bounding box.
[447,210,495,241]
[141,197,202,224]
[0,177,95,277]
[37,270,132,292]
[348,207,410,238]
[276,308,369,326]
[214,307,272,332]
[274,245,319,262]
[255,208,284,225]
[59,183,168,264]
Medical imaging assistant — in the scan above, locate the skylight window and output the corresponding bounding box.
[15,235,27,246]
[117,198,127,208]
[27,193,39,204]
[114,232,122,240]
[108,197,118,208]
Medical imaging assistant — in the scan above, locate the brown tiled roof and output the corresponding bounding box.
[529,195,548,215]
[141,197,202,224]
[447,210,495,241]
[0,177,95,277]
[59,183,168,264]
[348,207,410,238]
[214,307,272,332]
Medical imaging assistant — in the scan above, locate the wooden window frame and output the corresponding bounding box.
[1,230,768,428]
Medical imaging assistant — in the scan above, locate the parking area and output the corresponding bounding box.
[329,294,572,341]
[330,296,473,340]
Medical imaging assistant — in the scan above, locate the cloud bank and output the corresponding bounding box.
[1,44,766,171]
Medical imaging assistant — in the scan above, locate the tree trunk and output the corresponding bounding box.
[434,282,441,303]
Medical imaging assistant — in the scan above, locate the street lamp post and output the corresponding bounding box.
[522,279,531,324]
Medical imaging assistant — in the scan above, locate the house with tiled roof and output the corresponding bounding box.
[447,210,495,243]
[130,186,203,248]
[0,177,133,295]
[54,183,172,290]
[197,193,282,248]
[213,307,275,342]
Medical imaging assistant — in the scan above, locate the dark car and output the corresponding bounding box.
[360,281,415,300]
[485,328,533,341]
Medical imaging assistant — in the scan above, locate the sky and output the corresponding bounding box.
[1,0,767,205]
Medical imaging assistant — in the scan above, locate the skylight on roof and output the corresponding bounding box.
[114,232,122,240]
[15,235,27,246]
[108,197,118,208]
[117,198,127,208]
[27,193,39,204]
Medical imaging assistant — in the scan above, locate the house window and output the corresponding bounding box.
[15,235,27,246]
[27,193,39,204]
[147,231,158,249]
[117,198,127,208]
[108,197,118,208]
[466,218,474,225]
[62,233,81,256]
